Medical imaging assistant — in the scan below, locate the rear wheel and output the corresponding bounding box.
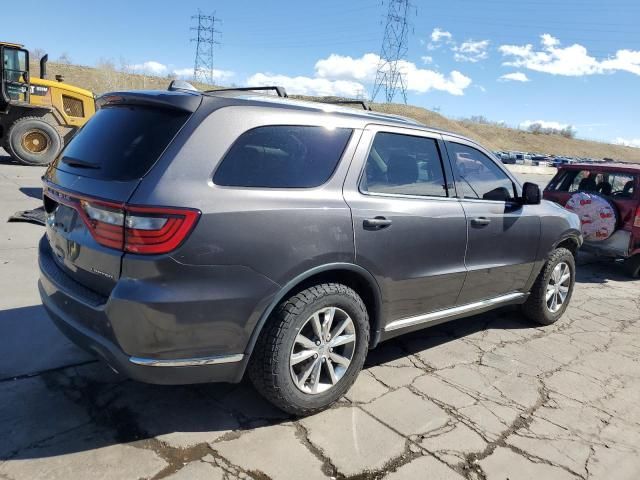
[623,254,640,278]
[522,247,575,325]
[6,116,63,166]
[248,283,369,416]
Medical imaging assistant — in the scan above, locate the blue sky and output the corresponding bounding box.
[5,0,639,146]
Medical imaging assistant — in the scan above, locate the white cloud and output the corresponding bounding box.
[128,61,168,75]
[403,66,471,96]
[312,53,472,96]
[500,34,640,77]
[615,137,640,148]
[421,55,433,65]
[431,28,452,43]
[499,72,530,82]
[540,33,560,48]
[246,73,367,98]
[600,49,640,76]
[126,61,234,81]
[315,53,379,81]
[175,68,235,81]
[453,40,490,63]
[520,120,571,130]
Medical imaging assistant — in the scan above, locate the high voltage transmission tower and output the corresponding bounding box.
[191,11,221,85]
[371,0,414,104]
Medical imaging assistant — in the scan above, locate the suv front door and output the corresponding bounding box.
[344,126,467,329]
[444,137,541,304]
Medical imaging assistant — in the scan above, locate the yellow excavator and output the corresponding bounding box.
[1,42,95,165]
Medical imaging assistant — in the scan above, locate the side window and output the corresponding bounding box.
[360,132,448,197]
[448,142,515,201]
[567,170,597,192]
[214,125,352,188]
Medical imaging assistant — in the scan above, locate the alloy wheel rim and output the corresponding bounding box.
[22,130,49,154]
[290,307,356,394]
[546,262,571,313]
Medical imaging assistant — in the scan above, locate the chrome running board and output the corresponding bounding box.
[384,292,526,332]
[129,353,244,367]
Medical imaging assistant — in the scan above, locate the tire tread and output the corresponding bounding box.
[522,247,574,325]
[248,283,368,415]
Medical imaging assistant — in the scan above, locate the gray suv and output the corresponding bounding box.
[38,85,582,415]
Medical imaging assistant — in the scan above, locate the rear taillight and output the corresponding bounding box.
[635,206,640,228]
[80,200,125,250]
[123,206,200,254]
[47,189,201,255]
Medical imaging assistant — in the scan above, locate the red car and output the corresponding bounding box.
[544,162,640,277]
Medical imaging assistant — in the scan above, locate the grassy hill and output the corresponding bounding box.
[39,61,640,163]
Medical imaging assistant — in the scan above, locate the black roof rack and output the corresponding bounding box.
[205,86,288,98]
[322,100,372,111]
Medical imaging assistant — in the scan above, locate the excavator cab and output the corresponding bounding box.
[1,43,30,106]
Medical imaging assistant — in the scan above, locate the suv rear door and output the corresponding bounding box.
[42,94,198,296]
[443,137,540,304]
[343,125,467,326]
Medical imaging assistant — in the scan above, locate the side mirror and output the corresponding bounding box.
[483,186,512,202]
[521,182,541,205]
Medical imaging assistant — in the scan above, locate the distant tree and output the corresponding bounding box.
[57,52,72,64]
[31,47,46,61]
[527,123,543,134]
[526,122,575,138]
[469,115,490,124]
[97,58,116,71]
[96,58,119,92]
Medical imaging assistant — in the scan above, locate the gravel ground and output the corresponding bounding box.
[1,154,638,480]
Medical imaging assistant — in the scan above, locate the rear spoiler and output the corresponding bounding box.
[96,91,202,113]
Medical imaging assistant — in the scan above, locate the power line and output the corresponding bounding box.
[372,0,415,104]
[191,11,221,85]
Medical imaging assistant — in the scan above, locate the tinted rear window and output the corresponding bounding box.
[54,105,190,181]
[213,125,353,188]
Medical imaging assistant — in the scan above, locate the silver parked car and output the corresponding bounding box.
[39,84,582,414]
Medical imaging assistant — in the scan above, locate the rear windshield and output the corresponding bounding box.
[213,125,353,188]
[549,168,637,198]
[53,105,190,181]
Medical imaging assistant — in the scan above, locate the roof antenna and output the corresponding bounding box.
[168,80,199,92]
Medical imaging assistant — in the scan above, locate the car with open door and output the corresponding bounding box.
[544,162,640,277]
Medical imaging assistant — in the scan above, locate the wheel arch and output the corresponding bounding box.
[244,263,383,362]
[554,231,582,258]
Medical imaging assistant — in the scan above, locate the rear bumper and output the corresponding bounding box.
[39,279,245,384]
[38,236,278,384]
[582,229,633,258]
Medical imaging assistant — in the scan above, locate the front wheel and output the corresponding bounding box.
[5,116,63,166]
[522,247,576,325]
[248,283,369,416]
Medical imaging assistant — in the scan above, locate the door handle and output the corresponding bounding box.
[470,217,491,226]
[363,217,392,230]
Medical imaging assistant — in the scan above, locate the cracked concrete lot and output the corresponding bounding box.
[1,155,639,479]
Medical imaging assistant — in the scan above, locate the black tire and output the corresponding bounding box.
[5,116,63,166]
[623,254,640,278]
[248,283,369,416]
[522,247,576,325]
